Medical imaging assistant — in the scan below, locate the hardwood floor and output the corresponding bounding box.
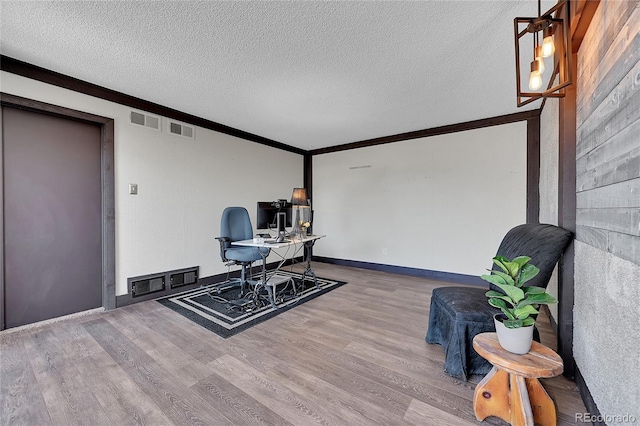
[1,262,586,425]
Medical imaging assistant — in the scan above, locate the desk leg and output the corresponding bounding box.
[265,285,276,308]
[300,240,319,289]
[259,251,277,309]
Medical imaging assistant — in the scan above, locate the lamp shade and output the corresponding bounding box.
[291,188,308,206]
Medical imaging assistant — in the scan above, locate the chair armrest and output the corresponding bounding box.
[216,237,231,262]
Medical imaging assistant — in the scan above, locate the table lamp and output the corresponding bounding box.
[290,188,308,238]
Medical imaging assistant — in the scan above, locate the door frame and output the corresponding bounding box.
[0,93,115,330]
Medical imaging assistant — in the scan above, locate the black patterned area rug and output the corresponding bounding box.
[156,270,347,338]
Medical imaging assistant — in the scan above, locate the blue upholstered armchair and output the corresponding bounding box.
[214,207,270,296]
[426,223,573,380]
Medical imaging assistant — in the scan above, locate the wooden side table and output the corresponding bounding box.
[472,332,563,426]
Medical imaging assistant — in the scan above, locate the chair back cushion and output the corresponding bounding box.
[220,207,253,248]
[491,223,573,290]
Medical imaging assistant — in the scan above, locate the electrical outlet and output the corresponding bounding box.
[129,183,138,195]
[383,248,388,256]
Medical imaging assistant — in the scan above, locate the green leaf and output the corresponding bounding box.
[490,270,515,286]
[514,304,539,319]
[540,293,558,304]
[506,261,520,279]
[503,318,524,329]
[492,256,510,274]
[488,298,509,310]
[500,307,517,321]
[481,274,507,286]
[519,264,540,284]
[512,256,531,268]
[522,317,536,327]
[492,282,525,304]
[520,292,558,305]
[523,286,546,294]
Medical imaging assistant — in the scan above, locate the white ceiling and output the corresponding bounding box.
[0,1,552,151]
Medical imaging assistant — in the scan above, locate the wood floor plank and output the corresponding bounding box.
[73,346,174,425]
[113,303,227,364]
[232,328,418,414]
[0,262,587,425]
[404,398,477,426]
[190,372,293,426]
[258,309,450,384]
[22,328,112,425]
[147,305,231,351]
[51,320,107,359]
[215,332,414,419]
[255,330,447,412]
[308,312,436,356]
[343,339,477,394]
[205,327,407,426]
[263,352,410,426]
[83,317,233,426]
[247,322,479,422]
[209,354,358,426]
[0,332,52,425]
[297,301,424,342]
[106,307,216,387]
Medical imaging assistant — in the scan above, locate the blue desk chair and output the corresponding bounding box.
[214,207,270,296]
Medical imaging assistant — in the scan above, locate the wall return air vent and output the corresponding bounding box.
[168,121,195,139]
[127,266,199,299]
[130,111,161,130]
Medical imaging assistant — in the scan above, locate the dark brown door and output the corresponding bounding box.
[2,106,102,328]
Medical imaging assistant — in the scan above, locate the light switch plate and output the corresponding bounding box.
[129,183,138,195]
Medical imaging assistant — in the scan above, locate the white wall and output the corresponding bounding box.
[539,98,559,225]
[1,72,304,296]
[539,95,560,320]
[312,122,527,276]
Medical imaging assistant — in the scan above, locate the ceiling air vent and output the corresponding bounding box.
[168,121,195,139]
[130,111,161,131]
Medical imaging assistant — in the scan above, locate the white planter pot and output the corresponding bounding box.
[493,314,534,354]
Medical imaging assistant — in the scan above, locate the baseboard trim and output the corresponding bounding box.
[115,258,302,307]
[312,256,485,286]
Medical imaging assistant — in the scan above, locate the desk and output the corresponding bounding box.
[232,234,325,308]
[472,332,563,426]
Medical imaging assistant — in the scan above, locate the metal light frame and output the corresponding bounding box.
[514,1,571,107]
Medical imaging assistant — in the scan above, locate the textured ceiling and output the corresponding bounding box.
[0,1,552,151]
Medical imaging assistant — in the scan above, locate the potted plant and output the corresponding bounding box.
[481,255,558,354]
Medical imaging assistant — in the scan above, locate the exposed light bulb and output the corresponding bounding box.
[535,45,545,74]
[529,72,542,90]
[542,25,555,58]
[542,35,555,57]
[529,60,543,91]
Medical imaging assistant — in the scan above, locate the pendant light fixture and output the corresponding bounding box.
[514,1,571,107]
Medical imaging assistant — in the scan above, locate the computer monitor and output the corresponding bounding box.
[256,201,292,230]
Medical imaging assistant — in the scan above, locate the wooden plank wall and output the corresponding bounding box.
[575,0,640,266]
